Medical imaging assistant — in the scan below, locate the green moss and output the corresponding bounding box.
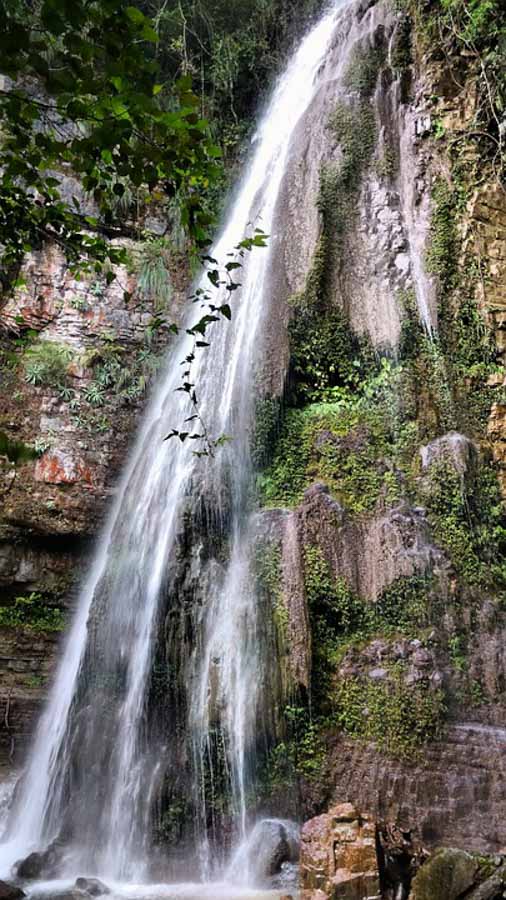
[251,396,281,467]
[343,45,386,98]
[262,704,327,787]
[423,456,506,588]
[426,179,459,292]
[328,102,377,187]
[375,574,434,630]
[390,14,413,73]
[156,800,188,845]
[0,592,65,632]
[253,541,287,639]
[258,362,420,515]
[335,664,447,759]
[411,848,478,900]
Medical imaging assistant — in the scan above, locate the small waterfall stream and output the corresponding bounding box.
[0,1,351,888]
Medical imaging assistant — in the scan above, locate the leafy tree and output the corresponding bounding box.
[0,0,223,291]
[140,0,325,156]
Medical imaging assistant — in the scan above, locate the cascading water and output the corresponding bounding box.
[0,0,351,888]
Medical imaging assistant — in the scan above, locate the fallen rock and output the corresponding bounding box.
[74,878,110,896]
[0,882,25,900]
[411,847,478,900]
[300,802,380,899]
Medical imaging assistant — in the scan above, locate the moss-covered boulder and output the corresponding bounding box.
[411,848,478,900]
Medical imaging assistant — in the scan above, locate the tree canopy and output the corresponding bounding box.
[0,0,223,290]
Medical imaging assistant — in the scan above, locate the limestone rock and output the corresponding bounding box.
[410,848,478,900]
[300,802,380,899]
[294,486,446,601]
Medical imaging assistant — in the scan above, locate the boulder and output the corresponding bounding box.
[74,878,110,896]
[0,882,25,900]
[411,848,478,900]
[227,818,297,884]
[15,841,61,879]
[300,802,380,899]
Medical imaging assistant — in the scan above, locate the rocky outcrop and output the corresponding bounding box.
[300,803,380,899]
[0,883,25,900]
[304,726,506,854]
[293,484,446,601]
[299,801,506,900]
[420,432,478,477]
[0,628,61,764]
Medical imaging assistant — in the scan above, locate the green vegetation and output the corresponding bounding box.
[156,800,188,844]
[251,396,281,467]
[335,666,446,759]
[400,0,505,177]
[258,361,419,514]
[422,456,506,587]
[304,548,444,758]
[136,238,174,307]
[0,593,65,632]
[0,431,38,464]
[0,1,223,292]
[23,340,73,388]
[260,546,446,774]
[142,0,326,157]
[343,45,386,97]
[253,541,288,639]
[288,303,367,404]
[263,704,327,785]
[425,179,459,292]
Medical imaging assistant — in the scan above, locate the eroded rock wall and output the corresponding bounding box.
[0,234,188,764]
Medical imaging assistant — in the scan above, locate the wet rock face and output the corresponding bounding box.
[306,726,506,855]
[0,882,25,900]
[15,841,62,880]
[0,225,188,762]
[420,432,477,478]
[300,803,380,899]
[291,484,445,602]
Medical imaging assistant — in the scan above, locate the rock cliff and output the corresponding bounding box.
[1,0,505,894]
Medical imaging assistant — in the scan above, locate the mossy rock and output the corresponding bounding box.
[411,848,478,900]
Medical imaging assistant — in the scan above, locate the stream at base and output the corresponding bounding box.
[20,882,290,900]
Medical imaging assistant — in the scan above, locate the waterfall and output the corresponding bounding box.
[0,0,350,885]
